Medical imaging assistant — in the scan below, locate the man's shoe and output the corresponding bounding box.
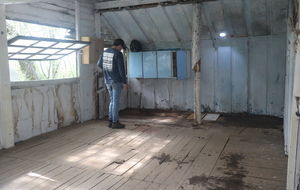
[108,120,112,128]
[111,121,125,129]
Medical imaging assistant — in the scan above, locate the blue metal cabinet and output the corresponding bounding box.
[176,51,188,79]
[143,51,157,78]
[128,52,143,78]
[128,50,188,79]
[157,51,172,78]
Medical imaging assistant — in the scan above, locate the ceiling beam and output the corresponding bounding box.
[202,3,216,39]
[0,0,43,5]
[95,0,217,12]
[220,0,233,37]
[241,0,252,36]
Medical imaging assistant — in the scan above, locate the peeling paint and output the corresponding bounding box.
[128,35,285,117]
[11,83,81,142]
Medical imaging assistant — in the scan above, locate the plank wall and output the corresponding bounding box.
[128,34,286,117]
[4,0,107,143]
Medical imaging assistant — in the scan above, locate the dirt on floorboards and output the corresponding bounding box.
[0,108,286,190]
[119,108,283,129]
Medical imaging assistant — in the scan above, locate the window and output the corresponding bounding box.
[7,20,80,81]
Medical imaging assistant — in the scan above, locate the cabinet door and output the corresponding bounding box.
[176,51,188,79]
[143,51,157,78]
[128,52,143,78]
[157,51,172,78]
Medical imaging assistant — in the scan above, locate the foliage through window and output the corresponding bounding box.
[7,20,77,81]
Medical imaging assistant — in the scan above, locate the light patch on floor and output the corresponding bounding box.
[203,113,220,121]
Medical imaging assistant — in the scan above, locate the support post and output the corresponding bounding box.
[287,1,300,189]
[75,0,84,122]
[287,34,300,190]
[0,4,14,149]
[192,3,202,125]
[95,12,104,118]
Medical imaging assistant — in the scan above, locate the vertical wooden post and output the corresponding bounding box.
[192,3,202,125]
[287,33,300,190]
[95,12,103,118]
[287,1,300,189]
[0,4,14,149]
[75,0,84,122]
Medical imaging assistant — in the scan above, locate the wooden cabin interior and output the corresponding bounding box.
[0,0,299,189]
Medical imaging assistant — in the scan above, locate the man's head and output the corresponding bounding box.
[113,38,126,51]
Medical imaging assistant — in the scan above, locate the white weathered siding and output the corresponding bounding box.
[11,81,80,142]
[284,0,297,155]
[4,0,103,143]
[5,0,75,29]
[128,34,286,117]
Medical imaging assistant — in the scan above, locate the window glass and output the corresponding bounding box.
[7,20,77,81]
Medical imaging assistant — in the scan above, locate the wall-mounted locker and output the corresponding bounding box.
[143,51,157,78]
[128,52,143,78]
[157,51,172,78]
[128,50,189,79]
[176,51,188,80]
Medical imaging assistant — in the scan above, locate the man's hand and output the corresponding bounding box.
[124,84,128,89]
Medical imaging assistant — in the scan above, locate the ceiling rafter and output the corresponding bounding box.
[159,5,183,43]
[95,0,217,12]
[128,11,153,45]
[101,15,120,40]
[114,11,136,42]
[0,0,42,5]
[144,7,167,42]
[220,0,233,37]
[241,0,253,36]
[202,3,216,39]
[265,0,272,34]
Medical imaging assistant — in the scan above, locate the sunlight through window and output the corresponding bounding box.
[27,172,56,181]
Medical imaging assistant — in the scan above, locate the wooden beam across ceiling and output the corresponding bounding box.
[0,0,42,5]
[95,0,217,12]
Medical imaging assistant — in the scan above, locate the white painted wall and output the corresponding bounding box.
[286,0,300,188]
[128,35,286,117]
[1,0,286,146]
[0,4,14,149]
[3,0,108,143]
[284,0,296,155]
[11,80,81,142]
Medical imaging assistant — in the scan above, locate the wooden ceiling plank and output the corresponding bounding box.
[0,0,42,5]
[202,3,216,39]
[101,14,120,39]
[220,0,233,37]
[241,0,253,36]
[95,0,217,11]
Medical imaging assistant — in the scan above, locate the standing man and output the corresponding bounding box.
[97,38,128,129]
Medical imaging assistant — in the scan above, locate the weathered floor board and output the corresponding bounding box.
[0,110,287,190]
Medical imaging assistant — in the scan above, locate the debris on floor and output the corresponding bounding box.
[202,113,220,121]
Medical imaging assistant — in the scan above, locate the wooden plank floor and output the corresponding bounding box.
[0,109,287,190]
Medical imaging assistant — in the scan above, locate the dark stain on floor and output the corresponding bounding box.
[189,175,208,185]
[186,153,254,190]
[116,109,282,189]
[217,113,283,129]
[205,153,253,190]
[119,109,283,130]
[153,153,172,164]
[222,153,245,169]
[120,108,192,119]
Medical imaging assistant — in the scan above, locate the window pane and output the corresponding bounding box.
[20,48,43,53]
[40,49,61,54]
[33,41,56,47]
[8,47,24,53]
[6,20,77,81]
